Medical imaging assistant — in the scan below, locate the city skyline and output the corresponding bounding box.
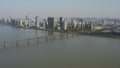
[0,0,120,18]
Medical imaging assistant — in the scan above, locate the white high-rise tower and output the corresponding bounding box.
[35,16,40,29]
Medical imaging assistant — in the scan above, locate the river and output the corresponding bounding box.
[0,24,120,68]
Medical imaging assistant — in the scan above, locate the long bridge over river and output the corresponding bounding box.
[0,33,77,48]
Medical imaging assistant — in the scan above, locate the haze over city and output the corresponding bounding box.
[1,0,120,68]
[0,0,120,18]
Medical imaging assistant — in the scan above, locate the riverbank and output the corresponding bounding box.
[38,28,120,39]
[0,23,120,39]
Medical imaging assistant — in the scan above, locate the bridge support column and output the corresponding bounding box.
[72,34,74,37]
[60,35,62,39]
[16,41,19,47]
[3,41,7,48]
[66,34,68,38]
[53,36,55,40]
[27,40,30,45]
[46,37,48,40]
[37,38,40,43]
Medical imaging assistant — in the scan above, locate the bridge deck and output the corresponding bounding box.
[0,33,77,48]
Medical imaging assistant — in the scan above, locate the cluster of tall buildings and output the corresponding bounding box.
[0,16,68,30]
[47,17,67,30]
[0,16,120,32]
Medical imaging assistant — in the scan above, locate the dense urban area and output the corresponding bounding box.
[0,16,120,38]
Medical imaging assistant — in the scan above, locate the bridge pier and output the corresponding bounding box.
[46,37,48,40]
[16,41,19,47]
[72,34,74,37]
[0,34,79,49]
[3,41,7,48]
[53,36,55,40]
[37,38,40,43]
[27,39,30,45]
[67,34,68,38]
[60,35,63,39]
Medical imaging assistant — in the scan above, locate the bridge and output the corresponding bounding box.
[0,33,77,48]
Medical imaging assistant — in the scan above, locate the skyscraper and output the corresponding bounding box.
[60,17,64,28]
[35,16,40,29]
[47,17,57,29]
[63,19,67,30]
[59,17,67,30]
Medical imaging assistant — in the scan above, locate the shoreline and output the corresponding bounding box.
[37,28,120,39]
[0,23,120,39]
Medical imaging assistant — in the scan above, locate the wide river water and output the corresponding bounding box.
[0,24,120,68]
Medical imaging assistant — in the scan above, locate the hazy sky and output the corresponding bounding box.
[0,0,120,18]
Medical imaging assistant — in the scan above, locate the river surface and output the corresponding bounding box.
[0,24,120,68]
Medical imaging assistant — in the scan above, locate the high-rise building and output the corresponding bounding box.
[39,19,46,29]
[63,19,67,30]
[47,17,52,29]
[25,15,29,20]
[73,19,77,28]
[47,17,57,29]
[7,17,12,24]
[35,16,40,29]
[60,17,64,28]
[60,17,64,22]
[16,19,29,28]
[59,17,67,30]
